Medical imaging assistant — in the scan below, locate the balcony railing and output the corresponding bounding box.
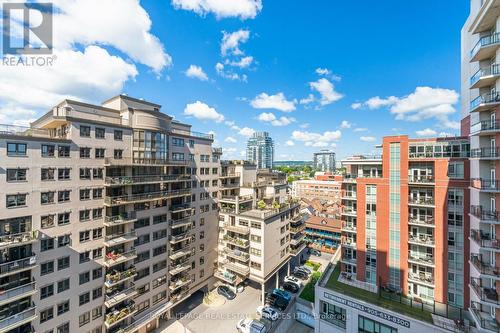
[170,203,192,212]
[0,123,54,138]
[105,174,190,185]
[104,231,137,246]
[0,255,36,276]
[471,229,500,250]
[470,301,500,333]
[104,250,137,267]
[105,267,137,287]
[105,286,137,307]
[408,252,434,266]
[407,272,434,285]
[470,277,500,305]
[104,212,137,226]
[470,253,500,276]
[408,197,435,206]
[408,216,434,227]
[471,205,500,222]
[471,32,500,59]
[223,261,250,275]
[471,64,500,86]
[471,178,500,191]
[0,306,36,331]
[169,277,192,291]
[471,120,500,135]
[104,157,190,166]
[105,189,191,205]
[220,172,241,178]
[105,303,137,328]
[214,270,237,283]
[170,263,191,276]
[342,208,357,215]
[341,223,357,232]
[223,247,250,262]
[408,234,435,246]
[223,235,249,247]
[0,281,36,304]
[0,231,37,249]
[170,128,214,140]
[471,92,500,112]
[223,223,250,235]
[408,175,434,184]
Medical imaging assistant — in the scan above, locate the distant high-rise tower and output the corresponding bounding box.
[313,149,336,172]
[246,131,274,169]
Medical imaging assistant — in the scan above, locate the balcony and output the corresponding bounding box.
[0,306,36,332]
[104,231,137,247]
[105,267,137,288]
[408,197,435,207]
[169,248,192,261]
[104,250,137,267]
[471,92,500,113]
[470,301,500,333]
[223,261,250,276]
[342,193,357,201]
[471,120,500,136]
[223,247,250,262]
[408,252,434,267]
[170,217,191,229]
[290,224,306,234]
[408,175,434,185]
[471,178,500,192]
[169,263,191,276]
[471,205,500,224]
[470,278,500,307]
[0,282,36,306]
[290,242,307,255]
[223,223,250,235]
[407,272,434,287]
[471,64,500,88]
[220,182,240,189]
[470,254,500,279]
[169,277,192,291]
[169,231,191,244]
[408,234,435,247]
[223,235,249,248]
[341,208,357,216]
[220,172,241,179]
[408,216,435,227]
[0,255,36,277]
[214,270,238,284]
[105,286,138,308]
[105,174,191,186]
[104,189,191,206]
[471,229,500,251]
[104,303,137,329]
[0,231,37,250]
[471,32,500,62]
[290,234,306,246]
[342,239,356,249]
[170,203,193,213]
[219,195,253,204]
[341,223,357,233]
[104,212,137,226]
[340,256,357,266]
[104,157,190,166]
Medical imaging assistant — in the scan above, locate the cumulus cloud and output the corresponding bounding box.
[354,128,368,132]
[360,136,376,142]
[309,78,344,106]
[171,0,262,19]
[183,101,225,123]
[215,62,247,82]
[257,112,296,126]
[340,120,351,129]
[315,67,341,81]
[351,102,362,110]
[221,29,250,56]
[251,93,297,112]
[238,127,255,137]
[227,56,254,68]
[292,130,342,147]
[285,140,295,146]
[225,136,237,143]
[415,128,437,137]
[185,65,208,81]
[299,94,315,105]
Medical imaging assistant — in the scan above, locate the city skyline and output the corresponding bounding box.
[0,0,468,161]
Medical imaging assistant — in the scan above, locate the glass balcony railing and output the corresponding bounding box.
[471,92,500,112]
[0,306,36,331]
[407,272,434,285]
[471,32,500,59]
[105,174,191,185]
[471,64,500,86]
[471,119,500,134]
[104,212,137,226]
[470,253,500,277]
[471,178,500,191]
[105,189,191,205]
[471,147,500,158]
[0,255,36,276]
[471,205,500,222]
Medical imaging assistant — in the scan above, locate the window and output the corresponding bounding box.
[79,311,90,327]
[41,261,54,275]
[7,142,27,156]
[95,148,105,159]
[58,168,70,180]
[41,144,55,157]
[41,214,55,229]
[189,139,195,148]
[93,188,103,199]
[57,234,70,247]
[57,300,70,315]
[153,229,167,240]
[95,127,105,139]
[92,228,103,239]
[153,214,167,225]
[114,130,123,140]
[80,209,90,222]
[135,250,150,263]
[80,168,91,179]
[92,306,102,320]
[57,256,70,270]
[58,190,70,202]
[80,147,91,158]
[93,267,102,280]
[135,218,150,229]
[358,315,397,333]
[58,212,70,226]
[153,290,167,304]
[93,208,103,220]
[57,279,70,293]
[80,189,91,200]
[80,126,91,137]
[40,307,54,323]
[80,251,90,263]
[80,231,91,243]
[114,149,123,159]
[58,145,70,157]
[41,168,55,181]
[92,287,102,300]
[320,301,346,329]
[172,137,184,146]
[40,284,54,299]
[41,238,54,252]
[93,247,103,259]
[79,271,90,285]
[57,322,69,333]
[153,260,167,272]
[6,168,27,182]
[6,193,27,208]
[172,152,185,161]
[93,168,103,179]
[153,245,167,256]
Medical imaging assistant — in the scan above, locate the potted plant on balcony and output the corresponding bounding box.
[257,200,266,210]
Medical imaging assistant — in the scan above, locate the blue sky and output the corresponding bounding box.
[0,0,470,160]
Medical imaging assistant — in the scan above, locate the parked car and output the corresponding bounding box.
[272,288,291,302]
[237,318,267,333]
[296,265,312,274]
[309,249,322,256]
[292,270,309,280]
[217,285,236,300]
[282,281,300,293]
[256,305,279,321]
[284,275,302,286]
[266,296,289,311]
[265,293,278,304]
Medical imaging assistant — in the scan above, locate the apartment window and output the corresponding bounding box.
[92,287,102,300]
[58,190,70,202]
[58,145,70,157]
[95,127,105,139]
[80,189,91,200]
[153,245,167,256]
[153,214,167,225]
[251,222,261,229]
[40,284,54,299]
[95,148,105,159]
[93,188,103,199]
[250,261,261,271]
[92,306,102,320]
[79,251,90,263]
[172,152,184,161]
[135,250,150,263]
[80,168,91,179]
[199,256,205,265]
[58,168,70,180]
[6,168,27,182]
[79,311,90,327]
[41,144,55,157]
[93,168,103,179]
[57,322,69,333]
[152,290,167,305]
[114,130,123,140]
[448,161,464,179]
[153,260,167,272]
[80,126,91,137]
[40,307,54,323]
[93,267,102,280]
[57,234,70,247]
[93,228,103,239]
[153,229,167,240]
[135,218,150,229]
[80,209,90,222]
[114,149,123,159]
[189,139,195,148]
[172,137,184,146]
[358,315,397,333]
[135,267,150,281]
[137,300,150,314]
[58,212,70,226]
[6,193,27,208]
[57,300,70,315]
[320,301,346,329]
[153,276,167,289]
[79,271,90,285]
[7,142,27,156]
[41,214,55,229]
[41,238,54,251]
[200,269,204,278]
[134,234,150,247]
[93,208,103,219]
[41,261,54,275]
[57,256,70,270]
[199,244,205,252]
[200,231,205,239]
[80,147,91,158]
[41,168,55,181]
[93,247,103,259]
[250,248,262,256]
[57,279,70,293]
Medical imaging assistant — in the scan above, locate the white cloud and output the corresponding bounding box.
[251,92,297,112]
[438,132,454,137]
[223,147,237,153]
[225,136,237,143]
[305,141,329,147]
[315,68,331,76]
[215,62,247,81]
[257,112,295,126]
[292,130,342,146]
[415,128,437,137]
[228,56,254,68]
[221,29,250,56]
[299,94,315,105]
[171,0,262,19]
[351,102,362,110]
[360,136,376,142]
[354,128,368,132]
[309,78,343,106]
[238,127,255,137]
[340,120,351,129]
[185,65,208,81]
[285,140,295,146]
[0,104,37,126]
[183,101,225,123]
[299,123,310,129]
[365,96,399,109]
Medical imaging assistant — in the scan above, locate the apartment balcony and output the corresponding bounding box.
[169,262,191,276]
[343,175,358,183]
[169,248,192,261]
[470,301,500,333]
[471,229,500,252]
[407,272,434,287]
[408,197,434,207]
[223,261,250,276]
[104,212,137,226]
[105,267,137,288]
[214,270,238,284]
[104,157,190,166]
[471,64,500,89]
[0,282,36,306]
[220,183,240,189]
[470,278,500,307]
[341,208,357,217]
[220,172,241,179]
[0,255,36,278]
[104,189,191,206]
[0,306,36,332]
[290,224,306,234]
[169,231,191,244]
[290,242,307,255]
[342,239,356,249]
[407,252,435,267]
[290,234,306,246]
[408,234,435,247]
[219,195,253,204]
[471,32,500,62]
[223,235,250,248]
[0,231,37,250]
[222,223,250,235]
[104,303,137,329]
[471,205,500,224]
[169,277,192,291]
[471,92,500,113]
[408,175,435,185]
[105,174,191,186]
[170,217,191,229]
[170,203,193,213]
[105,286,138,308]
[470,254,500,279]
[340,256,357,266]
[408,216,435,228]
[104,231,137,247]
[223,247,250,262]
[471,178,500,192]
[341,223,357,233]
[104,250,137,268]
[341,193,357,201]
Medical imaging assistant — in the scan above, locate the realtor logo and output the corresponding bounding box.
[2,2,53,55]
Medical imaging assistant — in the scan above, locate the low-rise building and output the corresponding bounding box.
[305,216,342,253]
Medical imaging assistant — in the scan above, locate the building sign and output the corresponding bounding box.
[324,291,411,328]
